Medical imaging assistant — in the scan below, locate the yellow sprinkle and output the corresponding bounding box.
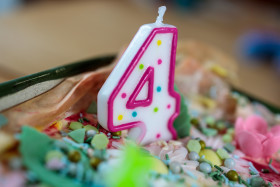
[196,96,216,109]
[157,40,162,46]
[210,64,228,78]
[145,157,168,174]
[199,149,222,166]
[118,115,123,120]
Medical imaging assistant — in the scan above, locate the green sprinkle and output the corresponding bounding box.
[216,122,226,130]
[226,128,234,135]
[240,177,250,187]
[261,169,270,173]
[269,158,273,165]
[85,137,93,143]
[165,154,169,160]
[201,128,217,137]
[186,139,201,153]
[69,122,83,130]
[216,148,229,160]
[91,133,109,149]
[205,116,215,126]
[112,136,120,139]
[250,171,257,175]
[83,117,90,122]
[214,165,223,173]
[222,134,232,143]
[223,143,235,153]
[209,171,219,177]
[238,176,242,184]
[268,182,273,187]
[78,118,84,123]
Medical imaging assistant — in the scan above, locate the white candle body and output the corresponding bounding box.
[98,22,180,144]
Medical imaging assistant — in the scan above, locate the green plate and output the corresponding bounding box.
[0,55,115,111]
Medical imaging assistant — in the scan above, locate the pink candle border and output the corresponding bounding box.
[107,27,180,141]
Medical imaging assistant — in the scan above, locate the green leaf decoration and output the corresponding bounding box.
[68,128,86,143]
[20,126,92,187]
[173,85,191,138]
[87,101,98,114]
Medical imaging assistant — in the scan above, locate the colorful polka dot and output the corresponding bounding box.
[156,133,161,139]
[156,86,161,92]
[154,107,159,112]
[157,40,162,46]
[121,93,127,98]
[167,104,171,109]
[157,59,162,65]
[132,111,137,117]
[118,115,123,120]
[139,64,144,70]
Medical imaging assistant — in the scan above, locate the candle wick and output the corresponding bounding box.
[156,6,166,24]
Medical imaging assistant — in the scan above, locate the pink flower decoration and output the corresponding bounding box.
[235,115,280,158]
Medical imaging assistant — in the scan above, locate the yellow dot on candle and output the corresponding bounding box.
[118,115,123,120]
[157,40,162,46]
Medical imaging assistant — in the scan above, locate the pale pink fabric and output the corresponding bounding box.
[235,115,280,158]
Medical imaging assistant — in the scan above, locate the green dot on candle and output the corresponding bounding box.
[154,107,158,112]
[139,64,144,70]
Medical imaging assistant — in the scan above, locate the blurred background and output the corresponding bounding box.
[0,0,279,106]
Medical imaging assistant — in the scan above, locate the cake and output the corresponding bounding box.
[0,40,279,187]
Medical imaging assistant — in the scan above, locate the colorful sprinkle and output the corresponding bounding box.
[139,64,144,69]
[156,86,161,92]
[121,93,127,98]
[153,107,159,112]
[132,111,137,117]
[157,59,162,65]
[186,139,201,153]
[118,115,123,120]
[90,133,109,150]
[157,40,162,46]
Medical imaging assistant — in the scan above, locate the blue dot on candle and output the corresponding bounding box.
[132,111,137,117]
[157,86,161,92]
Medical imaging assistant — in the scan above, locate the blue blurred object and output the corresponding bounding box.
[240,31,280,73]
[0,0,21,14]
[275,53,280,74]
[175,0,200,9]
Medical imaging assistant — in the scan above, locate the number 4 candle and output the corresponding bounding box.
[98,6,180,144]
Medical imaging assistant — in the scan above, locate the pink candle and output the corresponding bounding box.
[98,6,180,144]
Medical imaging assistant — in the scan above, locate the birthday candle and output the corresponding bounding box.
[97,6,180,144]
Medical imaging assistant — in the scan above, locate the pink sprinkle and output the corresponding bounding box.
[167,104,171,109]
[121,93,127,98]
[156,133,161,139]
[157,59,162,65]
